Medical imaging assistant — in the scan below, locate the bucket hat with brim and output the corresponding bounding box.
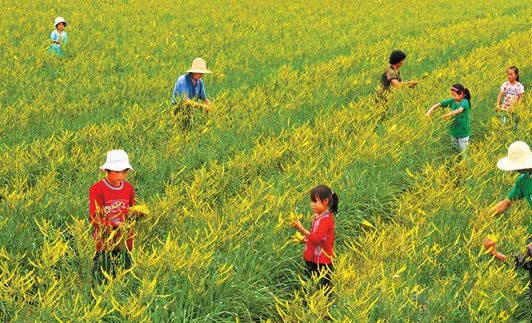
[54,17,67,28]
[99,150,134,172]
[497,141,532,171]
[187,58,212,74]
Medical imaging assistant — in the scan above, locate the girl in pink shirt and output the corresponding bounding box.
[496,66,524,128]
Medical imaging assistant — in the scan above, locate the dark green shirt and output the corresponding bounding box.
[440,98,470,138]
[508,172,532,234]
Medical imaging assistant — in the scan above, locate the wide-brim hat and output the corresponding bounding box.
[186,58,212,74]
[99,149,134,172]
[54,17,67,28]
[497,141,532,171]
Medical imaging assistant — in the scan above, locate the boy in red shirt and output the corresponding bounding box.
[89,149,140,283]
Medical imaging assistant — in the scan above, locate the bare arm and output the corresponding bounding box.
[509,93,524,110]
[391,79,418,88]
[517,93,523,105]
[491,198,511,217]
[425,103,441,117]
[442,107,464,119]
[291,220,309,236]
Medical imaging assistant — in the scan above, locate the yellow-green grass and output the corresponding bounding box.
[1,0,532,322]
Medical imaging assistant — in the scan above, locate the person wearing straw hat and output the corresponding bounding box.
[49,17,67,56]
[172,57,213,129]
[488,141,532,298]
[491,141,532,219]
[89,149,144,284]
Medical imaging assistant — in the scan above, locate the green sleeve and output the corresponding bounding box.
[508,175,525,201]
[458,99,469,111]
[440,98,453,107]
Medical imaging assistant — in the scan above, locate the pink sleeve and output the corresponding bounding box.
[499,83,506,92]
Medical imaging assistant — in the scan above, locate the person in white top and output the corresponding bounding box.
[496,66,524,127]
[49,17,67,56]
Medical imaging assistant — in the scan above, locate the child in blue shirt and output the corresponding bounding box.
[49,17,67,56]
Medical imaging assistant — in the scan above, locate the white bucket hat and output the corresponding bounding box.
[186,58,212,74]
[54,17,67,28]
[497,141,532,171]
[99,150,134,172]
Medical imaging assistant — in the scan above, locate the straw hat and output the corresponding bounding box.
[54,17,67,28]
[497,141,532,171]
[186,58,212,74]
[99,150,134,172]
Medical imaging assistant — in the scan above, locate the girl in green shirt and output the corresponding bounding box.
[425,83,471,153]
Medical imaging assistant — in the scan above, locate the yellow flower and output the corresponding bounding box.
[129,204,151,216]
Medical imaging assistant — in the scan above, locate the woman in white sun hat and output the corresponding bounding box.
[172,57,213,129]
[490,141,532,235]
[89,150,144,284]
[488,141,532,297]
[491,141,532,217]
[49,17,67,56]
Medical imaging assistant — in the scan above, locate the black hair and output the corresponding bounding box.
[309,184,339,214]
[389,50,406,65]
[451,83,471,105]
[508,66,520,82]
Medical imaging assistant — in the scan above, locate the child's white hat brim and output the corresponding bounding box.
[497,141,532,171]
[54,17,67,28]
[99,149,134,172]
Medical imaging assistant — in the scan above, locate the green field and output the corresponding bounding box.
[2,0,532,322]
